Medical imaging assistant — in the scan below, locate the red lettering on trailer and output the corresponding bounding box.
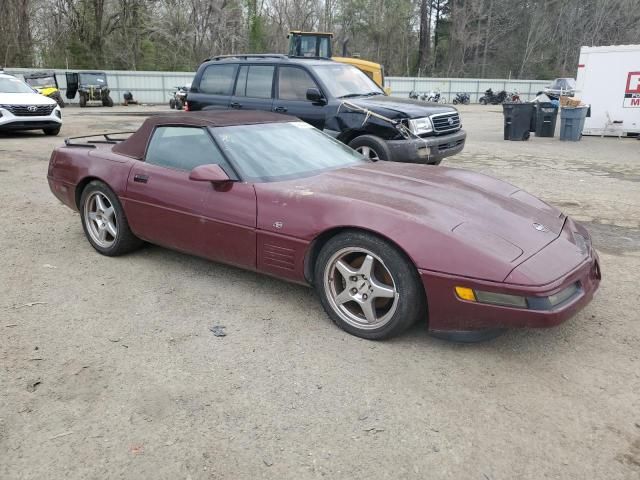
[632,98,640,106]
[626,72,640,94]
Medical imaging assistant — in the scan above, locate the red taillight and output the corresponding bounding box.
[184,101,190,112]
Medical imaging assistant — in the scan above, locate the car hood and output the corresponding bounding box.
[0,92,57,106]
[345,95,456,119]
[268,162,566,273]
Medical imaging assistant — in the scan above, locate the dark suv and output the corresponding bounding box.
[187,55,466,164]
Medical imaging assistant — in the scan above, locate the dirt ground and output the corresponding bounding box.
[1,105,639,480]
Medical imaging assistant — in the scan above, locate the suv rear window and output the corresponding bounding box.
[234,65,274,99]
[200,64,237,95]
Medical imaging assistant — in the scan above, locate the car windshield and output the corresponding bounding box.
[312,64,383,98]
[211,122,367,182]
[25,75,56,87]
[79,73,107,85]
[0,77,36,94]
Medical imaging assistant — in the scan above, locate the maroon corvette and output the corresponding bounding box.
[47,111,600,340]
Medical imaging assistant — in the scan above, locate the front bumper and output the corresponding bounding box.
[0,107,62,131]
[386,129,466,164]
[420,250,601,332]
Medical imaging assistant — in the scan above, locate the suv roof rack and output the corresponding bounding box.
[204,54,288,62]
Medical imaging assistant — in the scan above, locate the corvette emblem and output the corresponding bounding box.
[533,222,549,232]
[27,105,38,112]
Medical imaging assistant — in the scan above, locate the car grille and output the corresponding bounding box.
[430,112,461,134]
[4,104,55,117]
[437,139,464,152]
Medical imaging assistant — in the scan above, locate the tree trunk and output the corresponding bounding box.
[481,0,493,77]
[416,0,431,75]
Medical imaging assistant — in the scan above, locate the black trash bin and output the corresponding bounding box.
[503,103,535,141]
[534,102,559,137]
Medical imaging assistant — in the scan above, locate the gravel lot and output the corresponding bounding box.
[1,105,639,480]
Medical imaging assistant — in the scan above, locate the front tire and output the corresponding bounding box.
[80,181,143,256]
[79,93,87,107]
[314,231,426,340]
[175,98,184,110]
[348,135,392,162]
[479,98,487,105]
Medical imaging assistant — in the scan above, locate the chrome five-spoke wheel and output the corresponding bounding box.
[84,191,118,248]
[323,247,399,330]
[80,181,142,256]
[355,145,380,161]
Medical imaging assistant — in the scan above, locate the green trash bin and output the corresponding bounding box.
[535,102,558,137]
[559,106,588,141]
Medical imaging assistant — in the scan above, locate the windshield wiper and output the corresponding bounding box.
[337,93,367,99]
[362,91,383,96]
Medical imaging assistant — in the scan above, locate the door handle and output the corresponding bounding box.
[273,106,288,113]
[230,102,241,109]
[133,174,148,184]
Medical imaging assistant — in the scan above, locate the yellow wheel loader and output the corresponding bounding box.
[287,31,390,94]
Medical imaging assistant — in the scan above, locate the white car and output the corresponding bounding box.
[0,73,62,135]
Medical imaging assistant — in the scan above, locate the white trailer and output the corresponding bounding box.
[575,44,640,137]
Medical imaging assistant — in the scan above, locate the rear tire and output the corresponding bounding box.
[80,181,143,256]
[175,99,183,110]
[79,93,87,108]
[348,135,392,162]
[169,98,176,109]
[314,230,426,340]
[479,98,487,105]
[43,127,60,136]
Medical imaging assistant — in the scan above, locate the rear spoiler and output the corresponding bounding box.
[64,132,135,148]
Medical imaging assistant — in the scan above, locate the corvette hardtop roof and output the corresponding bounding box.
[112,110,296,159]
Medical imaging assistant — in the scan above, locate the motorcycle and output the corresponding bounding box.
[452,92,470,105]
[478,88,508,105]
[169,84,190,110]
[506,91,521,103]
[424,89,446,103]
[408,90,447,103]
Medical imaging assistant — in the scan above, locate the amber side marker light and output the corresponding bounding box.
[455,286,530,309]
[455,286,476,302]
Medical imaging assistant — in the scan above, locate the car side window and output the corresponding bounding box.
[145,127,230,172]
[199,64,237,95]
[234,65,274,99]
[278,67,318,101]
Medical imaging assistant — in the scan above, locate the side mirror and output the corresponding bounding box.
[306,87,325,103]
[189,164,231,184]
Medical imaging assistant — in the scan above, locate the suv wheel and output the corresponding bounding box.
[348,135,391,161]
